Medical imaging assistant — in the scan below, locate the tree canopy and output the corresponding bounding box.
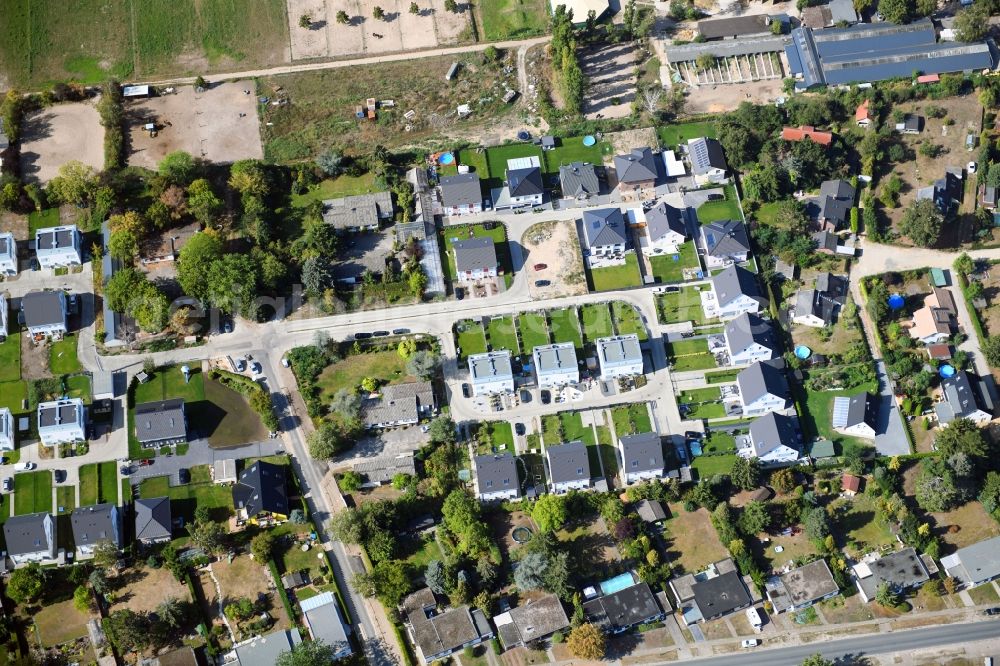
[899,198,943,248]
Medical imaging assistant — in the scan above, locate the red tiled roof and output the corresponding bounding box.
[781,125,833,146]
[927,343,951,360]
[855,100,870,122]
[842,474,862,492]
[916,74,940,84]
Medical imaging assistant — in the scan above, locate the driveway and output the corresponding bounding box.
[336,427,430,468]
[873,360,909,456]
[127,438,286,486]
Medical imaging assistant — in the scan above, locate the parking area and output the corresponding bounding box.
[20,102,104,184]
[126,82,263,168]
[522,220,589,299]
[580,42,638,120]
[342,427,430,464]
[331,230,396,281]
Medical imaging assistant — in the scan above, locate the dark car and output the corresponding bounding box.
[534,280,550,288]
[985,607,1000,616]
[54,470,67,483]
[519,389,531,403]
[2,478,11,492]
[353,332,372,340]
[515,423,525,436]
[222,320,233,334]
[373,330,390,337]
[461,383,472,398]
[392,328,410,335]
[178,468,191,484]
[455,288,464,300]
[540,389,551,404]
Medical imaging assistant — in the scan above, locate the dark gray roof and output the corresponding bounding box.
[546,440,590,485]
[508,166,544,197]
[409,605,491,658]
[635,499,669,522]
[321,191,393,229]
[233,461,289,518]
[353,455,416,484]
[134,398,186,443]
[832,391,877,430]
[614,147,658,184]
[233,629,301,666]
[38,399,83,429]
[361,381,434,427]
[812,230,839,252]
[749,412,799,457]
[35,226,77,251]
[818,195,851,227]
[135,496,172,542]
[711,264,766,309]
[698,14,771,39]
[701,219,749,257]
[816,273,848,302]
[22,291,65,328]
[4,512,54,557]
[645,202,687,242]
[453,237,498,273]
[620,431,664,474]
[501,594,569,646]
[440,173,483,208]
[475,454,520,496]
[870,547,929,588]
[688,137,727,175]
[559,162,600,198]
[582,208,628,248]
[944,536,1000,586]
[300,592,352,657]
[724,312,775,356]
[71,503,121,548]
[583,582,664,631]
[692,569,752,618]
[937,370,994,423]
[820,179,855,201]
[737,360,789,406]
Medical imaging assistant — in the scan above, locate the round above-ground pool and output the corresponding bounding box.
[939,364,957,378]
[517,130,531,141]
[794,345,812,360]
[511,526,533,544]
[888,294,905,310]
[582,135,596,146]
[438,152,455,165]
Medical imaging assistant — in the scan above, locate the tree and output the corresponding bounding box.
[915,457,961,512]
[373,5,385,18]
[187,178,223,224]
[251,532,276,562]
[74,585,93,613]
[955,2,988,41]
[640,86,662,116]
[7,564,45,604]
[730,457,760,491]
[156,597,185,629]
[875,581,900,608]
[408,266,428,298]
[106,267,169,333]
[444,0,458,10]
[397,338,417,359]
[309,420,352,459]
[805,507,831,541]
[410,1,420,12]
[337,10,350,23]
[92,539,120,570]
[339,471,363,492]
[206,253,258,315]
[483,45,499,63]
[425,560,448,594]
[800,655,834,666]
[316,150,344,176]
[532,494,568,532]
[406,350,441,380]
[299,13,312,27]
[277,640,340,666]
[195,506,212,524]
[188,519,227,554]
[330,388,362,423]
[738,500,771,535]
[567,623,606,660]
[982,336,1000,368]
[89,568,109,594]
[428,415,456,444]
[899,198,943,248]
[105,609,151,653]
[352,560,412,607]
[178,229,223,302]
[47,160,98,206]
[229,159,269,198]
[771,468,796,493]
[514,552,548,590]
[159,151,197,185]
[108,229,139,261]
[877,0,912,24]
[442,489,492,558]
[696,53,715,73]
[934,418,989,458]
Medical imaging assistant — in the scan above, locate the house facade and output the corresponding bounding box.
[22,290,68,340]
[581,208,628,256]
[439,173,484,216]
[613,147,658,195]
[724,313,775,366]
[500,156,544,208]
[474,454,521,501]
[699,219,749,269]
[71,503,123,559]
[737,360,790,417]
[688,137,728,185]
[765,560,839,613]
[832,392,878,439]
[546,440,592,494]
[134,399,187,448]
[708,264,766,321]
[468,351,515,395]
[37,398,86,446]
[744,412,800,465]
[559,162,600,200]
[135,496,173,545]
[4,512,57,566]
[321,191,393,233]
[941,535,1000,589]
[641,202,687,255]
[936,370,994,425]
[596,335,644,380]
[452,237,498,282]
[361,382,436,429]
[232,461,289,524]
[619,431,665,484]
[35,225,82,268]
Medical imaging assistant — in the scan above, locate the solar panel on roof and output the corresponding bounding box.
[831,397,850,429]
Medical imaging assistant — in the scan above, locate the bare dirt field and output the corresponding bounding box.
[0,212,27,240]
[522,220,588,299]
[20,102,104,184]
[581,43,638,120]
[111,566,192,614]
[287,0,470,60]
[683,78,785,114]
[126,82,263,169]
[606,127,659,157]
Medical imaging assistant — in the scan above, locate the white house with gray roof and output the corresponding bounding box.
[0,407,12,452]
[707,264,767,321]
[361,381,436,429]
[936,370,994,425]
[468,350,514,395]
[737,360,791,417]
[941,535,1000,589]
[35,225,81,268]
[37,398,85,446]
[71,503,123,559]
[744,412,800,465]
[321,191,393,232]
[724,313,776,366]
[300,592,353,659]
[832,392,878,440]
[135,496,173,544]
[581,208,628,256]
[440,173,483,216]
[613,147,658,195]
[619,431,666,484]
[559,162,600,200]
[0,231,16,275]
[22,290,67,340]
[474,453,521,501]
[495,156,544,209]
[596,335,644,380]
[640,202,687,255]
[687,137,728,185]
[533,342,579,388]
[134,399,187,447]
[4,512,57,566]
[699,219,749,269]
[546,440,592,493]
[452,237,498,282]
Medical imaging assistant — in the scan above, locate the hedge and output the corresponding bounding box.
[268,559,301,627]
[208,368,279,430]
[392,622,417,666]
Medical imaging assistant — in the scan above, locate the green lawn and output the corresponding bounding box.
[657,122,717,150]
[802,380,879,449]
[589,254,643,292]
[580,304,614,343]
[542,136,611,174]
[667,338,709,356]
[456,321,489,360]
[692,454,737,478]
[56,486,75,514]
[697,185,744,224]
[28,209,61,235]
[49,335,81,375]
[78,464,98,506]
[489,421,515,451]
[518,312,550,351]
[678,386,722,404]
[316,350,411,399]
[203,376,269,447]
[14,471,52,515]
[65,375,91,404]
[479,0,549,41]
[440,223,512,283]
[131,367,208,458]
[649,241,700,283]
[611,301,648,341]
[705,369,740,384]
[289,173,378,208]
[672,353,718,372]
[668,338,718,372]
[78,462,118,506]
[455,149,490,179]
[546,411,595,446]
[683,402,727,419]
[487,316,520,354]
[548,307,583,350]
[754,201,787,227]
[611,404,653,437]
[0,320,21,382]
[98,462,118,505]
[483,143,544,190]
[658,285,713,325]
[701,432,736,454]
[139,465,234,523]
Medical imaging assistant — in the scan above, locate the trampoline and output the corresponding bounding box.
[511,526,533,544]
[794,345,812,360]
[939,364,956,379]
[888,294,905,310]
[582,135,596,147]
[517,130,531,141]
[438,152,455,165]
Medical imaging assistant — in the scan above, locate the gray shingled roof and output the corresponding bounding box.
[502,594,569,646]
[688,137,727,175]
[724,313,774,356]
[475,453,520,496]
[453,237,498,273]
[812,230,839,252]
[645,202,687,242]
[711,264,766,309]
[135,496,172,542]
[4,512,54,557]
[134,399,186,443]
[233,461,289,518]
[547,440,590,485]
[701,219,749,257]
[748,412,799,457]
[71,503,120,548]
[698,14,771,39]
[832,391,876,430]
[737,360,789,406]
[440,173,483,208]
[614,147,658,184]
[22,291,65,328]
[820,179,854,201]
[559,162,600,198]
[582,208,628,249]
[620,431,664,474]
[937,370,994,423]
[360,381,434,427]
[508,166,544,197]
[321,191,393,229]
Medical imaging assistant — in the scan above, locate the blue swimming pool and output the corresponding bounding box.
[600,572,636,595]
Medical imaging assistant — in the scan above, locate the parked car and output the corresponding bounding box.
[178,468,191,484]
[740,639,760,648]
[393,328,410,335]
[985,607,1000,616]
[534,280,550,287]
[120,465,131,476]
[461,383,472,398]
[515,423,525,436]
[2,478,11,492]
[54,470,66,483]
[250,361,263,375]
[222,320,233,334]
[519,389,531,403]
[281,357,290,368]
[533,263,547,271]
[968,161,978,174]
[353,332,372,340]
[455,288,464,300]
[540,389,551,405]
[14,462,35,471]
[235,357,247,372]
[373,330,390,337]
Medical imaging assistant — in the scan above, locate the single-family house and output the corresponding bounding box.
[853,548,930,602]
[71,503,123,559]
[321,191,393,232]
[737,360,791,417]
[300,592,354,659]
[0,231,16,276]
[896,114,922,134]
[4,512,57,566]
[134,399,187,448]
[619,431,665,484]
[613,147,658,195]
[916,168,963,213]
[745,412,800,465]
[35,225,82,269]
[37,398,86,446]
[792,289,825,328]
[225,630,301,666]
[688,137,728,185]
[982,184,998,210]
[781,125,834,146]
[581,208,628,256]
[439,173,484,216]
[360,381,436,429]
[559,162,600,200]
[22,290,67,340]
[793,273,848,328]
[765,560,839,613]
[596,334,644,380]
[936,370,994,425]
[941,535,1000,589]
[635,499,669,523]
[812,179,855,232]
[135,496,173,545]
[494,594,569,649]
[724,312,776,366]
[468,350,515,395]
[927,343,952,361]
[842,473,862,496]
[641,202,687,255]
[0,407,12,452]
[700,219,750,269]
[452,237,498,282]
[533,342,579,388]
[800,0,858,28]
[584,582,669,634]
[403,589,493,664]
[232,461,289,524]
[546,440,592,494]
[832,392,878,439]
[498,156,544,208]
[908,289,957,345]
[670,559,751,624]
[812,230,839,254]
[475,454,521,501]
[352,457,416,488]
[856,100,872,127]
[708,264,767,320]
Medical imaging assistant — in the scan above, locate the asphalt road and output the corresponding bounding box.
[683,619,1000,666]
